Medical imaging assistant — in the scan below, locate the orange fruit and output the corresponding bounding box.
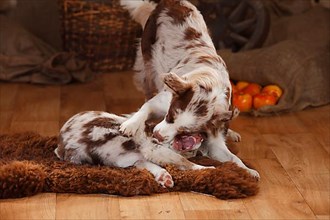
[242,83,262,96]
[253,92,277,110]
[233,93,253,112]
[236,81,249,91]
[262,85,283,100]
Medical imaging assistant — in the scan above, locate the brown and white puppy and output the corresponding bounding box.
[120,0,259,179]
[55,111,216,188]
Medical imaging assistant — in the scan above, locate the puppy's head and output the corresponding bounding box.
[153,71,233,150]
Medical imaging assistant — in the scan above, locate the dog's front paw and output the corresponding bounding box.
[247,168,260,180]
[227,129,241,142]
[119,117,142,137]
[155,170,174,188]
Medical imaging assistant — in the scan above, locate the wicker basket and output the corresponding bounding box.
[59,0,141,72]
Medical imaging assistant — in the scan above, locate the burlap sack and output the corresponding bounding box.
[219,7,330,116]
[0,15,94,84]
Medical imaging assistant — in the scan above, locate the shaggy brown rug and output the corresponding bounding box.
[0,132,259,200]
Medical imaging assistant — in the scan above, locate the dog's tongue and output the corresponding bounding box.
[173,134,203,151]
[180,136,196,150]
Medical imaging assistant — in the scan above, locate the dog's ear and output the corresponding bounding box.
[214,107,240,122]
[230,107,240,120]
[162,72,191,94]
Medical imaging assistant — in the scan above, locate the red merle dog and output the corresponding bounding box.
[119,0,259,179]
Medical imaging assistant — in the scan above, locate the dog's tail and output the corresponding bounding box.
[120,0,156,28]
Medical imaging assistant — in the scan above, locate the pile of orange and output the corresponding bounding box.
[231,81,283,112]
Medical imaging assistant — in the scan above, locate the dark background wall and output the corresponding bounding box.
[7,0,62,50]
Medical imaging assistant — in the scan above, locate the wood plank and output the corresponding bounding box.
[254,113,308,134]
[143,193,185,219]
[55,194,120,219]
[0,84,18,134]
[179,192,247,211]
[317,215,330,219]
[104,98,144,115]
[8,84,60,136]
[0,193,56,220]
[242,159,316,219]
[0,111,13,134]
[107,196,122,219]
[263,133,329,174]
[11,84,60,122]
[102,72,145,101]
[179,192,250,219]
[292,173,330,215]
[263,133,329,215]
[103,72,144,115]
[118,196,152,219]
[184,210,250,219]
[0,83,18,111]
[296,105,330,154]
[60,76,106,125]
[10,121,59,136]
[230,116,276,160]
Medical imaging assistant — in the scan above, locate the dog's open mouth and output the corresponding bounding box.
[173,133,205,152]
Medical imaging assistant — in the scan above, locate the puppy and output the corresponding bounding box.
[120,0,259,179]
[55,111,217,188]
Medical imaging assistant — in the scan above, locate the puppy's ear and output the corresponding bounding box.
[231,107,240,120]
[162,72,191,94]
[214,106,240,122]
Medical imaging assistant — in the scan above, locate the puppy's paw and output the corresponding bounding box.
[155,170,174,188]
[119,117,142,137]
[247,168,260,180]
[227,130,241,142]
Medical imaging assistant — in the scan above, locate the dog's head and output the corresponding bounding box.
[153,71,234,151]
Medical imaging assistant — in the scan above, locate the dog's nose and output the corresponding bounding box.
[153,131,165,142]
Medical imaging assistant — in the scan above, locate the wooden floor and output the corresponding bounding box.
[0,71,329,220]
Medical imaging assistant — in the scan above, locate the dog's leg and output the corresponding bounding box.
[135,160,174,188]
[140,144,214,171]
[120,91,171,136]
[207,134,260,179]
[225,107,241,142]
